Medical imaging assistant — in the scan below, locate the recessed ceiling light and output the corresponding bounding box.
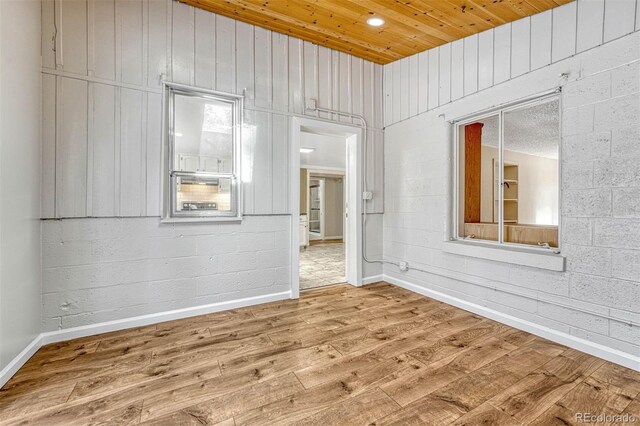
[175,132,183,137]
[367,17,385,27]
[300,148,315,154]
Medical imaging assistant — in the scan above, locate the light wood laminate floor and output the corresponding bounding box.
[1,283,639,425]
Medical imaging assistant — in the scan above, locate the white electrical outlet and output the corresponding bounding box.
[399,261,408,271]
[362,191,373,200]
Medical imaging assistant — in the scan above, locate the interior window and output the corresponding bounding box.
[456,96,560,249]
[164,85,242,220]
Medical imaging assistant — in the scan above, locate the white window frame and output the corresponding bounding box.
[451,91,562,255]
[161,82,243,222]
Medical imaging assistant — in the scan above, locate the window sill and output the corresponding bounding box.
[161,216,243,224]
[442,240,565,272]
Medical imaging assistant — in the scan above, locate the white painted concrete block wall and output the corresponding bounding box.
[41,216,290,331]
[40,0,384,331]
[383,21,640,360]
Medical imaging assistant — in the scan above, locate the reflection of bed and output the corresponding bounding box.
[464,222,558,248]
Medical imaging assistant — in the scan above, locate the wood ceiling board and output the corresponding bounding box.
[318,0,451,49]
[207,0,434,57]
[179,0,575,64]
[269,0,441,53]
[183,0,400,63]
[351,0,467,42]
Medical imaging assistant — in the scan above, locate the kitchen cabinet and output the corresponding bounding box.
[177,154,232,173]
[200,156,220,172]
[178,154,200,172]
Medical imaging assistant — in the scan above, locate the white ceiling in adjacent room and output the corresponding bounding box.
[300,131,346,170]
[478,99,560,160]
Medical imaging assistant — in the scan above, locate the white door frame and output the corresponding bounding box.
[290,117,363,299]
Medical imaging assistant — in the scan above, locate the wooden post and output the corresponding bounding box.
[464,123,483,224]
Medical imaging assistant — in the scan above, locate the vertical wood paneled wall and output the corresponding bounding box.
[41,0,384,219]
[383,0,640,127]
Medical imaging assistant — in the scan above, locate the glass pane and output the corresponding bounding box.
[174,175,234,215]
[457,114,499,242]
[502,98,560,247]
[173,93,233,173]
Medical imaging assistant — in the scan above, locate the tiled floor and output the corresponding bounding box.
[299,242,345,290]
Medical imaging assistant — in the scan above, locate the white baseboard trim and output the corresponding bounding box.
[1,290,290,388]
[383,274,640,372]
[362,274,384,285]
[41,291,291,346]
[0,334,42,389]
[4,277,637,389]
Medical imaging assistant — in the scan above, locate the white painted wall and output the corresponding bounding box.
[40,0,384,217]
[383,13,640,365]
[41,217,289,330]
[40,0,384,330]
[0,0,42,370]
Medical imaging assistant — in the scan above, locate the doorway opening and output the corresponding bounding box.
[301,170,346,290]
[290,117,363,298]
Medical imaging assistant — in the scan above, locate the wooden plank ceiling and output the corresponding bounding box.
[178,0,573,64]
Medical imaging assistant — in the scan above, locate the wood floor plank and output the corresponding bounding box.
[375,393,468,426]
[237,355,419,425]
[95,327,210,353]
[67,347,223,402]
[405,321,507,366]
[530,376,637,425]
[538,348,606,383]
[267,325,336,346]
[348,312,486,361]
[0,382,77,423]
[424,336,572,421]
[527,403,580,426]
[294,388,400,425]
[329,314,440,355]
[140,373,304,423]
[451,402,521,426]
[150,334,272,363]
[218,344,342,377]
[27,340,100,365]
[524,337,568,357]
[379,356,469,407]
[310,298,432,331]
[482,345,561,378]
[379,326,515,407]
[590,362,640,396]
[429,364,522,415]
[2,283,639,426]
[139,353,311,422]
[0,349,153,400]
[614,398,640,426]
[6,394,145,426]
[488,371,580,423]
